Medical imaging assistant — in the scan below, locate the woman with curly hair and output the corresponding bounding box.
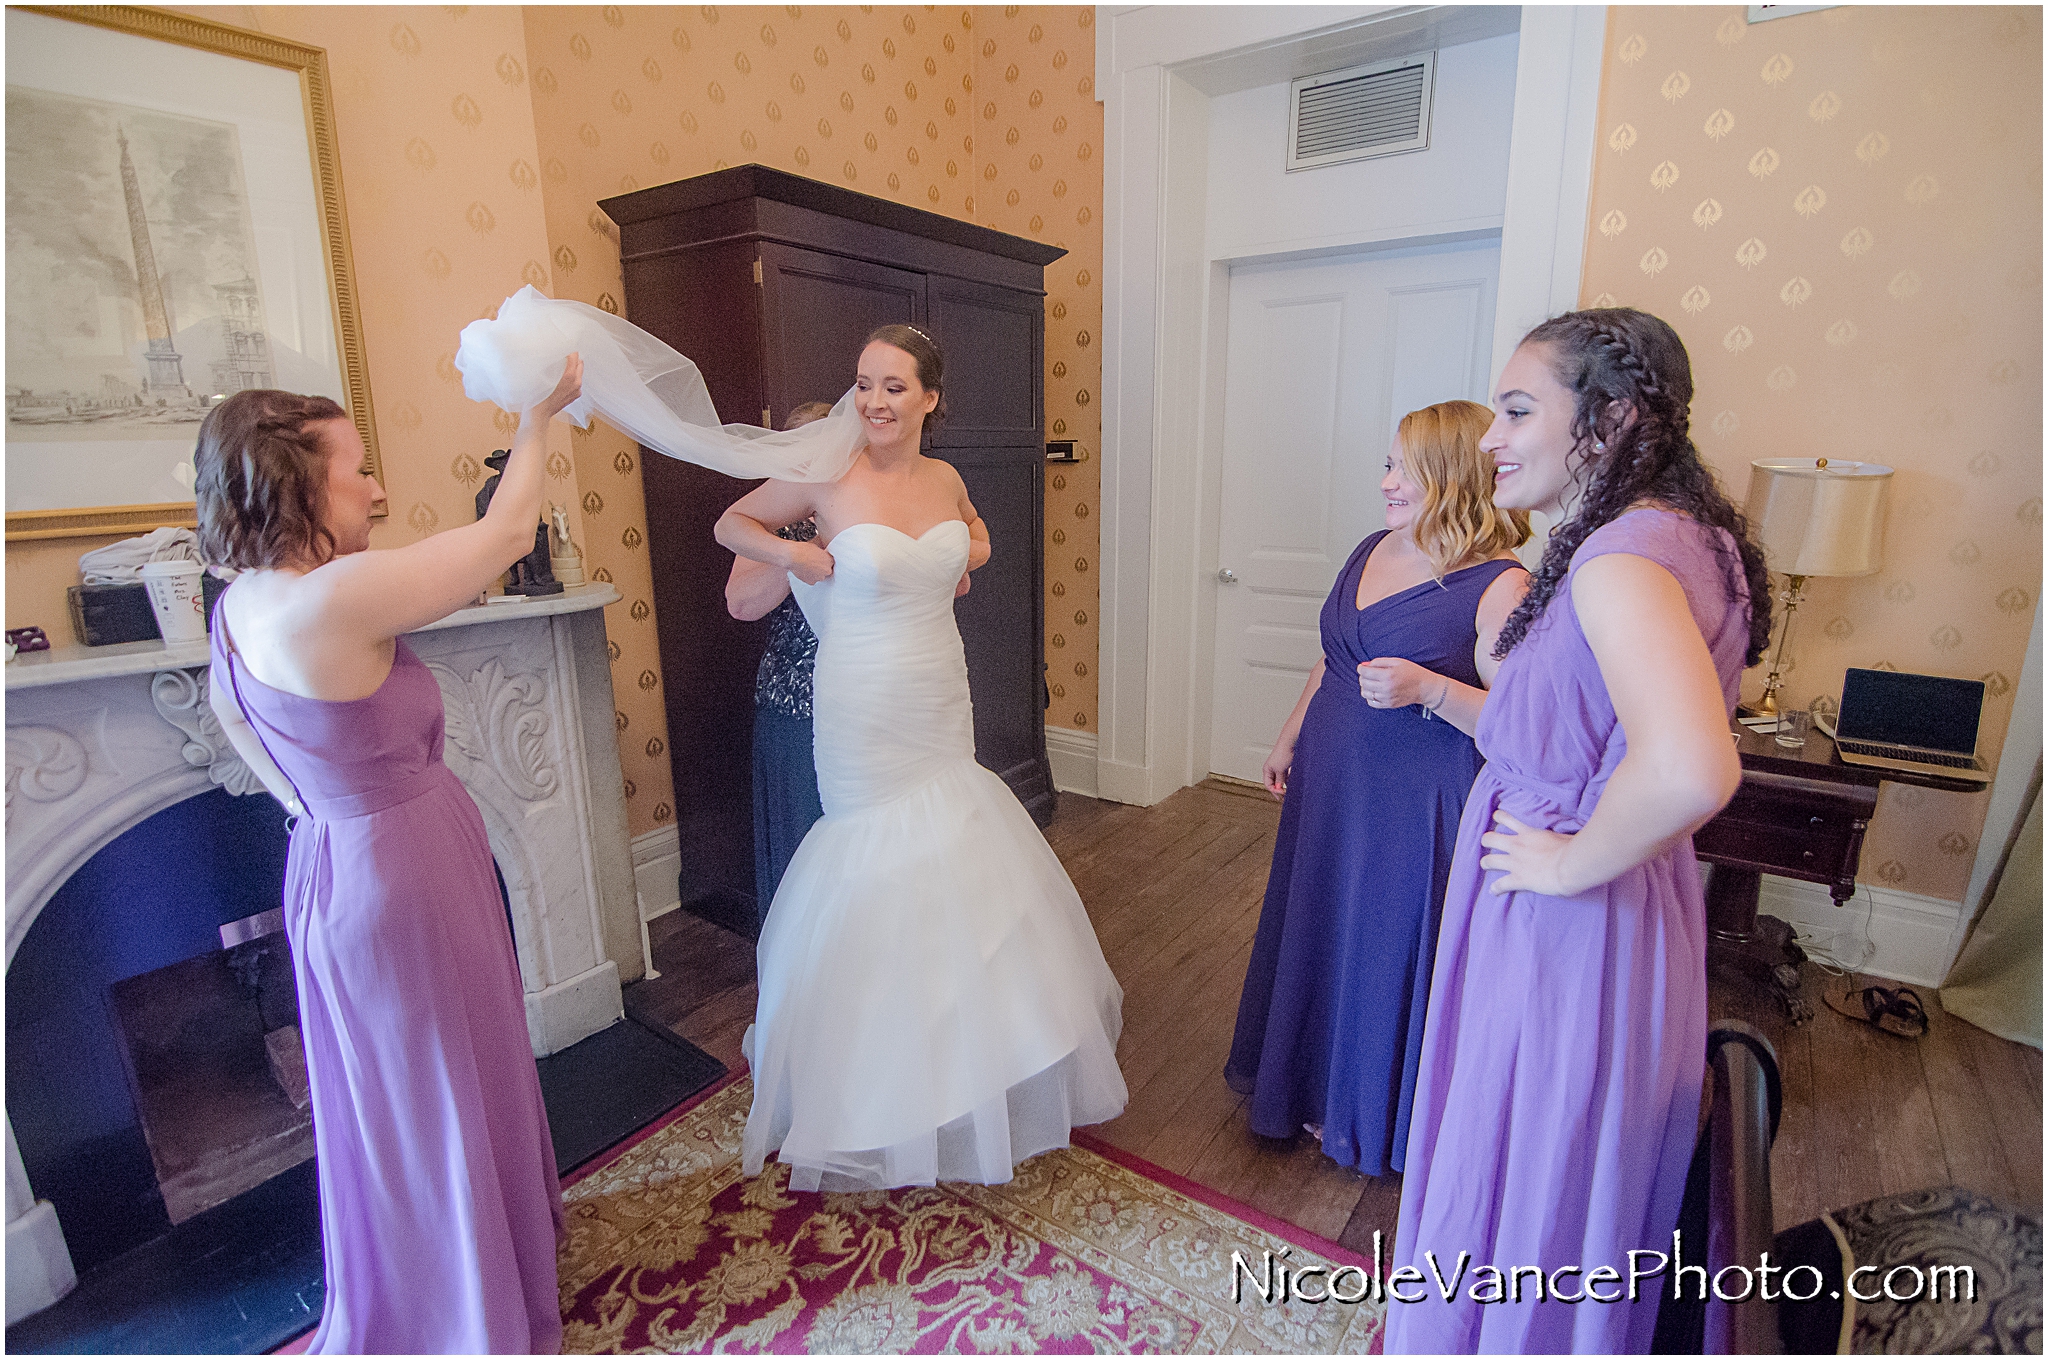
[1384,310,1769,1354]
[1225,400,1528,1175]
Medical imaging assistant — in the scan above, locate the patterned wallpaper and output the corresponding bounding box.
[4,4,580,647]
[519,4,1103,835]
[265,5,581,554]
[1581,5,2042,901]
[4,5,1103,843]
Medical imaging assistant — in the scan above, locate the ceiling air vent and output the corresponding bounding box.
[1287,52,1435,172]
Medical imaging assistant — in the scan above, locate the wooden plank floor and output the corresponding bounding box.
[628,781,2042,1254]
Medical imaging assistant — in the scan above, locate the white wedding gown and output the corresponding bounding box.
[740,520,1128,1191]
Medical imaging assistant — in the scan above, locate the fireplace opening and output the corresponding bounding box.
[7,787,290,1274]
[10,784,528,1280]
[109,929,310,1226]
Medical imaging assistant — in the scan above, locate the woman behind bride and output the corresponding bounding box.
[715,324,1127,1191]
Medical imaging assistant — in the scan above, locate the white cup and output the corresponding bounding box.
[140,560,209,643]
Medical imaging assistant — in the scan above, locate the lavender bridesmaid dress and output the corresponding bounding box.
[1384,510,1751,1354]
[212,603,564,1354]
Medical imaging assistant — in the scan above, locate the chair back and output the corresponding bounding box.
[1704,1022,1782,1354]
[1654,1021,1783,1354]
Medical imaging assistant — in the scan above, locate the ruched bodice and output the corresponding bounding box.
[1472,510,1747,832]
[792,520,975,814]
[1306,531,1523,770]
[221,638,461,821]
[1320,530,1520,683]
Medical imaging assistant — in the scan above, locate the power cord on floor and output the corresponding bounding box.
[1791,881,1878,977]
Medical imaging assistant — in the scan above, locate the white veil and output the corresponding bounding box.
[454,286,866,483]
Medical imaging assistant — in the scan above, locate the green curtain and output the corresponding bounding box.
[1942,768,2042,1049]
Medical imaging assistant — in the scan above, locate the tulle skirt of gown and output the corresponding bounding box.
[740,522,1127,1191]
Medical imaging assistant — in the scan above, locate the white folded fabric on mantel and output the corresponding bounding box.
[78,526,204,585]
[455,286,868,484]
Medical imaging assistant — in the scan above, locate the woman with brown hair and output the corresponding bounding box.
[1225,399,1529,1175]
[197,359,583,1352]
[713,324,1126,1192]
[1387,310,1762,1354]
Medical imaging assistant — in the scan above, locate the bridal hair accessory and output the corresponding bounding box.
[455,287,868,483]
[904,325,936,346]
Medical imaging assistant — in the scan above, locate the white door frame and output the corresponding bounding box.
[1093,4,1608,805]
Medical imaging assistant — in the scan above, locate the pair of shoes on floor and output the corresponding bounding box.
[1824,983,1929,1038]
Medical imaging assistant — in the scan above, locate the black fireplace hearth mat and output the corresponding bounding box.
[536,1011,728,1173]
[4,1157,324,1355]
[7,1016,724,1354]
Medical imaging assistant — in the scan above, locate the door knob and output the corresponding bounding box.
[1217,567,1238,584]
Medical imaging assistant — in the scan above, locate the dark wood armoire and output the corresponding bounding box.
[600,165,1064,933]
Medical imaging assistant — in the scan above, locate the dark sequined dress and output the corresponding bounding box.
[752,519,825,928]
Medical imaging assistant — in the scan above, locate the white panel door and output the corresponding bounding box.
[1208,239,1500,783]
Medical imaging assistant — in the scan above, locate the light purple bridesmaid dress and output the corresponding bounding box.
[1385,509,1751,1354]
[213,601,564,1353]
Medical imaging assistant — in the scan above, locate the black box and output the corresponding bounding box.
[66,575,226,647]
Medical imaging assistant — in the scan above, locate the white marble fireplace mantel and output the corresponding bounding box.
[4,583,640,1323]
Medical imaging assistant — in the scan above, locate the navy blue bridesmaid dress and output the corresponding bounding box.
[1224,531,1520,1175]
[752,520,826,933]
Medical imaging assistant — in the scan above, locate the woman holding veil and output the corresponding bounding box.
[459,298,1126,1192]
[198,359,585,1352]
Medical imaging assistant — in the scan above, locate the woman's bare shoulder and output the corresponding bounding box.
[918,451,967,486]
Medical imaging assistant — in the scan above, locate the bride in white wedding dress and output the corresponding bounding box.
[454,297,1126,1191]
[713,325,1127,1191]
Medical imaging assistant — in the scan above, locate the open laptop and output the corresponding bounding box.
[1817,668,1992,784]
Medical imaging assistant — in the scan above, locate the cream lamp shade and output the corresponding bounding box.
[1743,458,1893,578]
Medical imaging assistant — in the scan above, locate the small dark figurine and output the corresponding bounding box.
[508,523,563,596]
[475,449,510,522]
[475,449,563,597]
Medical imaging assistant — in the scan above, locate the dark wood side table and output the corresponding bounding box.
[1694,724,1984,1021]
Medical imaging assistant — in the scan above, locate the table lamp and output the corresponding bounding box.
[1743,457,1893,715]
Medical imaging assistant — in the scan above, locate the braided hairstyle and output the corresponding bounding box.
[1491,308,1772,666]
[194,389,349,571]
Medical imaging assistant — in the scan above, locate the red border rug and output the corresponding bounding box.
[556,1076,1386,1352]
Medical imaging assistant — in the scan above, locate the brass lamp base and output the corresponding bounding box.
[1754,574,1807,718]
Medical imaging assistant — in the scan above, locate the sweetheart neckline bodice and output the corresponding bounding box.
[822,519,968,551]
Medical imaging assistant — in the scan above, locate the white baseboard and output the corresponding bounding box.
[1753,874,1967,989]
[1045,725,1100,798]
[632,825,682,925]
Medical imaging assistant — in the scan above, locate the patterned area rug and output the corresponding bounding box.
[557,1074,1384,1353]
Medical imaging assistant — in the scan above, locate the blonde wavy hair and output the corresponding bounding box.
[1396,399,1532,579]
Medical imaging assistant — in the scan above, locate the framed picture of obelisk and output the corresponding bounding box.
[4,5,380,540]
